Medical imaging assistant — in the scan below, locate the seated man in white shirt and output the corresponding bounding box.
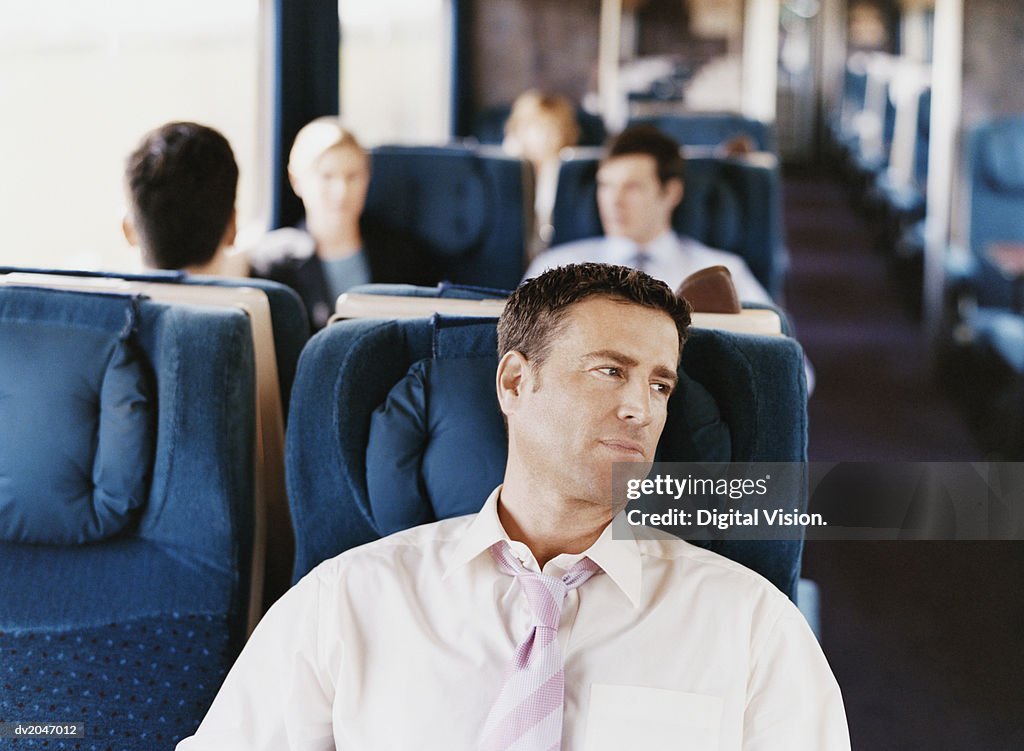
[178,263,848,750]
[523,125,772,305]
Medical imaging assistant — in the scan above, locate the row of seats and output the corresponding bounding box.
[471,107,776,154]
[0,269,808,747]
[367,142,787,298]
[942,114,1024,454]
[829,53,1024,456]
[828,51,932,278]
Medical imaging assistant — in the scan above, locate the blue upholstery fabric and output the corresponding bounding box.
[0,285,257,749]
[0,267,309,417]
[0,614,233,750]
[628,113,776,152]
[364,146,529,290]
[0,291,153,544]
[0,286,255,633]
[288,314,807,597]
[549,155,786,298]
[366,346,731,536]
[945,116,1024,317]
[471,105,607,147]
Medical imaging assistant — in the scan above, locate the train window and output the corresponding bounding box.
[339,0,452,146]
[0,1,262,271]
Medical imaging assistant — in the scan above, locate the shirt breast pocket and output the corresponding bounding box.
[584,684,723,751]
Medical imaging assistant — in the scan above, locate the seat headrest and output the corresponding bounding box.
[365,316,730,534]
[979,118,1024,193]
[0,287,154,544]
[366,148,492,258]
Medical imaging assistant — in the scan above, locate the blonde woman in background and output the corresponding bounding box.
[503,91,580,259]
[249,118,431,329]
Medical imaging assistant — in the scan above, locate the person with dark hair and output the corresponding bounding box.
[524,125,772,304]
[179,263,848,750]
[122,121,245,275]
[248,117,432,330]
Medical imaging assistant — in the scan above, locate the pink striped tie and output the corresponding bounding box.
[481,541,602,751]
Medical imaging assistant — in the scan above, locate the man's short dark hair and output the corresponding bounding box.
[603,124,685,186]
[499,263,692,370]
[125,122,238,269]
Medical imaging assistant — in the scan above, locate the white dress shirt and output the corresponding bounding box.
[523,231,774,305]
[178,488,849,750]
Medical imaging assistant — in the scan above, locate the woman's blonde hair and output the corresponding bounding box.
[288,116,367,175]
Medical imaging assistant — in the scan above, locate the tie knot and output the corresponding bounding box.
[630,245,649,272]
[489,542,602,630]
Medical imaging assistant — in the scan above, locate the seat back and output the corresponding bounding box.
[0,266,309,413]
[0,283,261,747]
[549,153,786,298]
[287,313,807,597]
[0,272,296,613]
[334,283,787,336]
[965,116,1024,308]
[364,145,531,290]
[0,280,256,627]
[471,104,608,146]
[628,113,776,152]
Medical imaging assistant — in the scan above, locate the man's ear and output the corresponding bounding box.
[664,177,684,209]
[221,209,238,248]
[121,213,138,247]
[496,350,530,416]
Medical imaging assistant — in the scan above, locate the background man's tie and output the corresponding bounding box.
[629,245,649,273]
[481,541,603,751]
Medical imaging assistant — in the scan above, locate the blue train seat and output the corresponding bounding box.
[827,64,868,158]
[548,153,786,299]
[286,309,808,601]
[364,145,531,290]
[954,116,1024,311]
[470,104,608,147]
[0,284,258,748]
[628,113,776,153]
[945,116,1024,452]
[871,84,931,247]
[0,266,309,415]
[0,269,301,610]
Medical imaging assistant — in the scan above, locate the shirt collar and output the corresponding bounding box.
[444,486,643,608]
[606,230,678,266]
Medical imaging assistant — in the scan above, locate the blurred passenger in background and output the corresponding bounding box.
[250,117,429,330]
[503,90,580,259]
[524,124,772,305]
[123,121,248,276]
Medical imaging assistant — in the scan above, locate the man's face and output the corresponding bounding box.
[596,154,682,245]
[292,145,369,227]
[505,296,680,506]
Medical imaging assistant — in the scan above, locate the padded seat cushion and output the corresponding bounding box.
[0,290,154,544]
[366,318,730,535]
[367,149,490,258]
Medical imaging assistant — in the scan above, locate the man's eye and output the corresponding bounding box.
[597,367,621,377]
[651,382,672,395]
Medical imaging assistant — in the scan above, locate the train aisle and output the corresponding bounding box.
[784,166,1024,750]
[783,167,979,462]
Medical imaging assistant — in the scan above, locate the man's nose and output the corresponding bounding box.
[617,380,654,426]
